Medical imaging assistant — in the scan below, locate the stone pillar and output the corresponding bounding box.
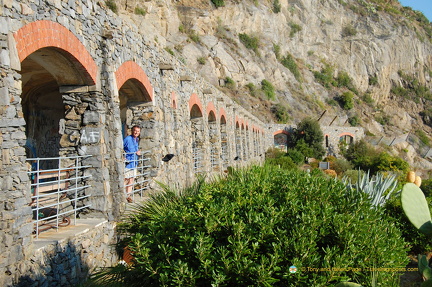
[0,39,33,287]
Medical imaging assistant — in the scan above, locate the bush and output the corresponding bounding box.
[134,6,147,16]
[225,77,236,89]
[342,24,357,37]
[289,22,302,37]
[261,79,275,100]
[348,115,359,126]
[271,103,290,123]
[385,196,432,254]
[211,0,225,8]
[92,166,408,286]
[273,0,281,13]
[105,0,118,13]
[239,33,260,54]
[280,53,301,81]
[265,156,297,170]
[339,91,354,110]
[286,148,304,165]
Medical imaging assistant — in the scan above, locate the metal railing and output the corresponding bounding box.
[124,151,151,200]
[27,155,92,238]
[192,144,203,174]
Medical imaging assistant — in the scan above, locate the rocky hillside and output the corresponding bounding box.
[107,0,432,167]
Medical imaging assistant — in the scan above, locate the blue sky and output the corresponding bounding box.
[398,0,432,21]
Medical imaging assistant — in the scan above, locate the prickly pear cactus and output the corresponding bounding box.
[407,171,416,183]
[401,183,432,236]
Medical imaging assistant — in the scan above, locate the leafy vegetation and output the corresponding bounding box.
[105,0,118,13]
[239,33,260,55]
[261,79,275,100]
[197,57,206,65]
[134,6,147,16]
[338,91,354,110]
[225,77,236,89]
[341,24,357,37]
[271,103,290,123]
[90,165,408,286]
[341,139,409,174]
[289,22,302,37]
[288,118,325,159]
[211,0,225,8]
[280,53,301,81]
[272,0,281,13]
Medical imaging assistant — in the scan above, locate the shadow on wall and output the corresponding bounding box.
[15,239,93,287]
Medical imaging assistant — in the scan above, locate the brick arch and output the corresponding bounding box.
[115,61,154,102]
[273,130,289,135]
[188,93,203,116]
[206,102,217,122]
[14,20,97,84]
[338,132,355,138]
[219,108,227,124]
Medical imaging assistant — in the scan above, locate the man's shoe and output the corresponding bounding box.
[127,197,133,203]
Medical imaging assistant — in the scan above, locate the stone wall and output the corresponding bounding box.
[0,0,268,286]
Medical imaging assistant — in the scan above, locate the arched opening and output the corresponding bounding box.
[208,109,218,171]
[18,40,96,234]
[21,47,93,167]
[273,131,289,151]
[190,104,204,174]
[220,114,228,169]
[235,121,241,160]
[116,63,153,201]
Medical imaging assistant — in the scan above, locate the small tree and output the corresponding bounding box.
[289,118,325,159]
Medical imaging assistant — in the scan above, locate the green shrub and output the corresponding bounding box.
[335,71,358,94]
[239,33,260,54]
[188,31,200,43]
[286,148,304,165]
[197,57,206,65]
[342,24,357,37]
[289,22,302,37]
[245,83,257,97]
[105,0,118,13]
[348,115,359,126]
[280,53,301,81]
[415,129,430,146]
[211,0,225,8]
[265,147,286,159]
[265,156,297,170]
[134,6,147,16]
[164,47,174,56]
[369,75,378,86]
[178,24,185,33]
[261,79,275,100]
[92,166,408,286]
[362,93,374,105]
[313,62,336,88]
[225,77,236,89]
[271,103,290,123]
[273,43,281,60]
[339,91,354,110]
[273,0,281,13]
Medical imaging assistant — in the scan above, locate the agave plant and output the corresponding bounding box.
[343,170,399,207]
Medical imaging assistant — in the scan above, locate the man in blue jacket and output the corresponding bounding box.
[124,125,141,203]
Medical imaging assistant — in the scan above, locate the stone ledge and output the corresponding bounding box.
[33,218,109,250]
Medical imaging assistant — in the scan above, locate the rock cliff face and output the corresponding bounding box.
[115,0,432,139]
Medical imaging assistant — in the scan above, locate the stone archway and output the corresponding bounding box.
[189,94,204,175]
[115,61,153,138]
[15,21,97,168]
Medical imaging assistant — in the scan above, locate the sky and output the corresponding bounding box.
[398,0,432,21]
